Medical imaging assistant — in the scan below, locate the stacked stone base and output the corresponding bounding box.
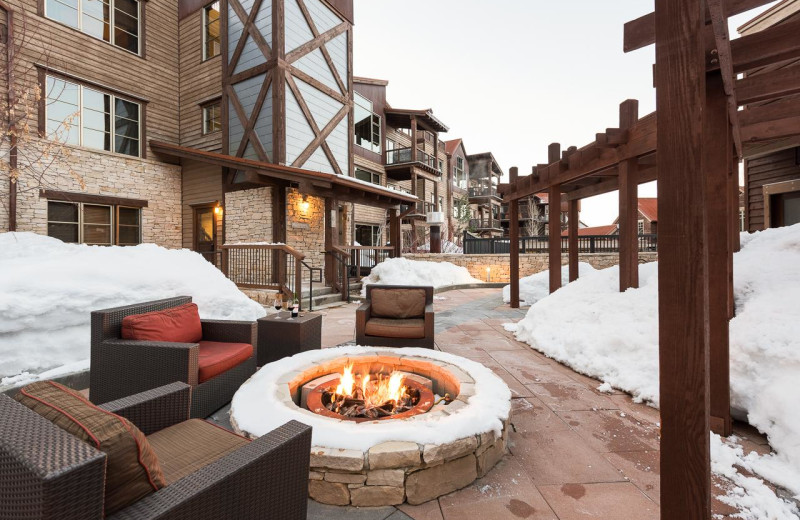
[308,418,510,506]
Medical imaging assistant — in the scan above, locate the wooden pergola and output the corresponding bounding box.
[499,1,800,518]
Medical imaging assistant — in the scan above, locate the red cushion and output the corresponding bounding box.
[122,303,203,344]
[197,341,253,383]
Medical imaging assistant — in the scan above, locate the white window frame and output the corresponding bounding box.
[202,1,221,61]
[46,75,141,157]
[44,0,141,55]
[638,219,645,235]
[202,101,221,134]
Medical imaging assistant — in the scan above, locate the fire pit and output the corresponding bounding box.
[230,347,511,507]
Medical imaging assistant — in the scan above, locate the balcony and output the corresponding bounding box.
[468,185,502,201]
[385,147,441,180]
[469,217,503,232]
[401,201,436,220]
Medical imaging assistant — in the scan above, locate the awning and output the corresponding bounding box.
[150,141,418,209]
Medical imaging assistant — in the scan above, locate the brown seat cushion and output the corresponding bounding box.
[370,288,427,319]
[197,341,254,383]
[122,302,203,344]
[147,419,249,484]
[15,381,166,515]
[364,317,426,339]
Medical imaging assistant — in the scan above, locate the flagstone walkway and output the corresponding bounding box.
[302,288,767,520]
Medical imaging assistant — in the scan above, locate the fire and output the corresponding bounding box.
[331,365,410,415]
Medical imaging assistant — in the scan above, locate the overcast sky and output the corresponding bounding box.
[351,0,774,226]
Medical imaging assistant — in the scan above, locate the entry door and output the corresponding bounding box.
[770,192,800,228]
[194,206,216,261]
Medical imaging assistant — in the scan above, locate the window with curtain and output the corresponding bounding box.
[46,75,141,157]
[45,0,140,53]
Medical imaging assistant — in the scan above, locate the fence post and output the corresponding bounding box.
[294,255,303,310]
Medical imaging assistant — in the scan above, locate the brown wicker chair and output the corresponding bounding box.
[356,285,435,349]
[90,296,257,418]
[0,382,311,520]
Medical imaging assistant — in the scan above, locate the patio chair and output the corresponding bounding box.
[356,285,435,349]
[0,382,311,520]
[90,296,257,418]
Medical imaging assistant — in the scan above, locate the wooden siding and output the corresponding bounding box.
[353,80,387,164]
[181,158,223,248]
[745,146,800,231]
[179,8,223,151]
[16,0,180,153]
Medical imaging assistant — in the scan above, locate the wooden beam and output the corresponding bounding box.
[741,115,800,142]
[739,96,800,126]
[729,18,800,73]
[707,0,743,158]
[623,0,774,52]
[655,0,712,517]
[509,167,520,309]
[736,66,800,105]
[705,72,733,437]
[271,185,287,285]
[568,199,579,282]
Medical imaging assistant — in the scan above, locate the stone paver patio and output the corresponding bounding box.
[220,288,769,520]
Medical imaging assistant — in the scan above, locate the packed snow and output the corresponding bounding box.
[0,232,266,386]
[502,262,597,306]
[510,224,800,516]
[230,346,511,450]
[360,257,481,296]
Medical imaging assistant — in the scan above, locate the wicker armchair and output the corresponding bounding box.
[356,285,435,349]
[0,383,311,520]
[90,296,257,418]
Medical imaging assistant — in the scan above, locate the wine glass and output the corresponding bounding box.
[273,295,283,319]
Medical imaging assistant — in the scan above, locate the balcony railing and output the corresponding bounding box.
[402,201,436,217]
[468,186,499,198]
[386,147,440,172]
[469,218,502,230]
[462,233,658,254]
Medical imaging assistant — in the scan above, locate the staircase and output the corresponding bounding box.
[241,280,363,310]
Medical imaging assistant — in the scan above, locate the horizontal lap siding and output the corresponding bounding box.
[179,10,222,151]
[181,159,223,248]
[746,147,800,231]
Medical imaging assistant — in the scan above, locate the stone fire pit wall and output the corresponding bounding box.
[230,349,512,507]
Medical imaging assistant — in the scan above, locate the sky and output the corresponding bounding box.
[351,1,775,226]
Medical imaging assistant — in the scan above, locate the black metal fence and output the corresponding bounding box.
[463,232,658,254]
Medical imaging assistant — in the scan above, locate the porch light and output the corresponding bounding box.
[300,195,310,213]
[214,204,223,216]
[486,267,491,282]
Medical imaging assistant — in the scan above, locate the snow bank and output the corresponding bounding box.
[231,346,511,450]
[360,257,481,296]
[502,262,597,306]
[0,232,265,385]
[512,224,800,509]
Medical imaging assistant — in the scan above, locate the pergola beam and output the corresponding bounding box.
[736,66,800,105]
[707,0,744,158]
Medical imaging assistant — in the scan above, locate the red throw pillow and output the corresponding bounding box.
[122,302,203,344]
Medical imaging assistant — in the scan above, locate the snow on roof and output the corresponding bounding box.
[339,174,419,200]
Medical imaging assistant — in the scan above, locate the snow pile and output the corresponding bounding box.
[0,232,266,386]
[512,223,800,511]
[360,257,481,296]
[231,346,511,450]
[502,262,597,306]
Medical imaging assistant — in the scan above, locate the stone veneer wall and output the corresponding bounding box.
[404,252,659,283]
[6,142,181,247]
[287,189,325,270]
[224,187,273,243]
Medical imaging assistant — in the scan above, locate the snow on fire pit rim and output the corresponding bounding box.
[229,346,511,451]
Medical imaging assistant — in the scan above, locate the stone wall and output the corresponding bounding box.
[287,189,326,270]
[224,187,273,243]
[6,141,181,247]
[404,252,659,283]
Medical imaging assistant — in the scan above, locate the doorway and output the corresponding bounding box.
[193,205,217,264]
[770,191,800,228]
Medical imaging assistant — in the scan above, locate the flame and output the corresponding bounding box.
[332,365,409,410]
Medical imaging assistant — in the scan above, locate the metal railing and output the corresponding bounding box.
[468,186,499,198]
[385,147,440,171]
[469,218,502,230]
[327,246,352,304]
[462,232,658,254]
[341,246,394,277]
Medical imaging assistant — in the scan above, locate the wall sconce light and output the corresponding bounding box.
[300,194,310,213]
[214,203,223,216]
[486,267,491,282]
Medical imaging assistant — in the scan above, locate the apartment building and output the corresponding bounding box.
[466,152,503,237]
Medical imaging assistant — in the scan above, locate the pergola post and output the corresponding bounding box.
[389,208,401,258]
[618,100,640,292]
[705,71,733,437]
[324,197,337,286]
[509,167,520,308]
[548,144,562,294]
[568,199,579,282]
[655,0,712,517]
[272,185,287,285]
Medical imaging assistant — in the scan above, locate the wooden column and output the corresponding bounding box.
[509,167,520,308]
[705,72,732,437]
[548,184,562,293]
[568,199,579,282]
[410,173,419,251]
[655,0,711,517]
[324,197,337,285]
[271,186,287,285]
[389,208,401,257]
[410,117,418,162]
[618,158,640,291]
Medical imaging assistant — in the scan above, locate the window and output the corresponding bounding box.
[45,0,140,54]
[203,1,220,60]
[438,159,444,172]
[638,219,645,235]
[47,201,141,245]
[439,196,444,212]
[386,138,396,151]
[46,75,141,157]
[739,208,745,232]
[203,102,221,134]
[454,156,467,189]
[354,92,381,154]
[355,224,381,246]
[355,168,380,185]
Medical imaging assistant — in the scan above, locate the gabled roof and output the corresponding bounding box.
[443,138,465,156]
[353,76,389,86]
[561,224,618,237]
[384,108,449,133]
[638,198,658,222]
[738,0,800,35]
[466,152,504,176]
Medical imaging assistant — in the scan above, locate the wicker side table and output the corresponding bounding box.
[257,313,323,366]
